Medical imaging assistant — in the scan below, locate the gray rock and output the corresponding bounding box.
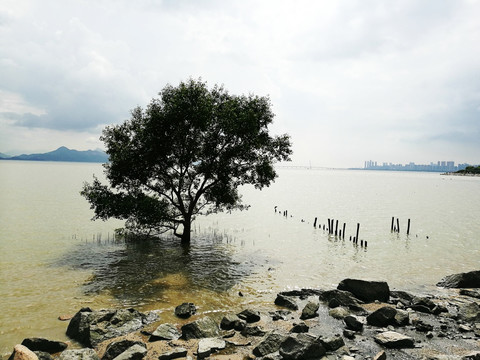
[174,303,196,319]
[319,290,363,309]
[59,349,100,360]
[241,325,266,337]
[390,290,416,306]
[437,270,480,288]
[102,340,146,360]
[337,278,390,302]
[460,289,480,299]
[253,332,286,357]
[344,315,363,331]
[394,309,410,326]
[373,350,387,360]
[329,307,351,319]
[157,348,187,360]
[367,306,397,327]
[34,352,52,360]
[181,317,219,340]
[411,296,436,314]
[111,344,146,360]
[274,294,298,310]
[21,338,68,354]
[415,320,434,332]
[290,322,309,333]
[149,324,180,341]
[320,335,345,351]
[66,308,157,347]
[270,310,291,321]
[462,351,480,360]
[237,309,261,323]
[8,345,38,360]
[374,331,414,349]
[279,333,326,360]
[300,301,319,320]
[458,302,480,323]
[220,314,245,331]
[343,329,355,339]
[197,338,226,359]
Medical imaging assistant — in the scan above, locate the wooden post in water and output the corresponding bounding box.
[327,218,330,233]
[342,223,346,239]
[365,240,368,247]
[313,217,317,228]
[356,223,360,242]
[335,220,339,237]
[391,217,395,231]
[396,218,400,233]
[407,219,411,235]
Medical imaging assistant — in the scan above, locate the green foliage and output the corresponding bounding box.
[81,78,292,243]
[456,165,480,174]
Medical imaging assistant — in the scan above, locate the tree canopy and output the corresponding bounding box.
[81,79,292,243]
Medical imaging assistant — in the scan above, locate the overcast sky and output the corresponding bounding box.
[1,0,479,167]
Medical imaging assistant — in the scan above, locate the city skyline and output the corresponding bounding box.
[363,159,476,172]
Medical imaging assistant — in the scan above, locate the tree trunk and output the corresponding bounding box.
[181,219,191,244]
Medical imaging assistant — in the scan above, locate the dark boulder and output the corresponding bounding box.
[241,325,266,337]
[253,332,286,357]
[274,294,298,310]
[102,340,146,360]
[174,303,196,319]
[181,317,219,340]
[344,315,364,332]
[237,309,261,323]
[437,270,480,288]
[367,306,397,327]
[300,301,319,320]
[220,314,245,331]
[21,338,68,354]
[319,289,363,309]
[66,308,158,347]
[337,279,390,303]
[290,322,309,333]
[319,335,345,352]
[279,333,326,360]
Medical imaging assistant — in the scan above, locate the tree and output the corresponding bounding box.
[81,78,292,244]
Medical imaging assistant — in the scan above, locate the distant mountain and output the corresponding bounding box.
[2,146,109,163]
[0,152,11,159]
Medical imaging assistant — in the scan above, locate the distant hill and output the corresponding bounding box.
[0,152,10,159]
[1,146,109,163]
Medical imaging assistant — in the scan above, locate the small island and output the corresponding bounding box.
[442,165,480,176]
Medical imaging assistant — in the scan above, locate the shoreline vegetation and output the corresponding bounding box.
[442,166,480,176]
[6,271,480,360]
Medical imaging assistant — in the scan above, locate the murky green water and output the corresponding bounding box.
[1,161,479,355]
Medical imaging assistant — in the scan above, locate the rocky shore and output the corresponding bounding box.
[7,270,480,360]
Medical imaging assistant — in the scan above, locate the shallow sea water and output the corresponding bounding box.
[0,161,479,354]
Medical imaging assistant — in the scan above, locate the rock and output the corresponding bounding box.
[458,302,480,323]
[21,338,68,354]
[279,334,326,360]
[59,349,99,360]
[280,289,324,298]
[343,329,355,339]
[437,270,480,288]
[157,348,187,360]
[373,350,387,360]
[181,316,219,340]
[411,296,436,314]
[390,290,415,306]
[149,324,180,341]
[274,294,298,310]
[66,308,157,347]
[110,344,146,360]
[237,309,261,323]
[320,335,345,351]
[319,289,363,309]
[8,345,39,360]
[58,315,74,321]
[344,315,363,331]
[462,351,480,360]
[174,303,196,319]
[220,314,245,331]
[270,310,291,321]
[290,322,309,333]
[102,340,146,360]
[329,307,350,319]
[241,325,266,337]
[197,338,226,359]
[367,306,397,327]
[460,289,480,299]
[414,319,434,332]
[252,332,286,357]
[300,301,319,320]
[459,324,472,332]
[337,279,390,302]
[34,352,52,360]
[394,309,410,327]
[374,331,414,349]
